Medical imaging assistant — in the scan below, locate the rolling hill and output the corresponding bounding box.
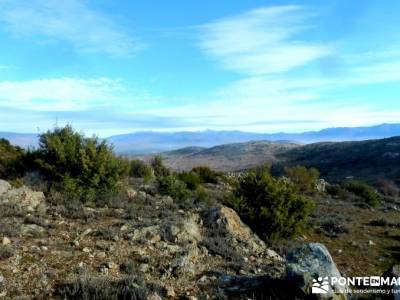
[153,141,299,171]
[151,137,400,183]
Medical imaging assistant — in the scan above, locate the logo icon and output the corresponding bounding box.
[312,277,330,294]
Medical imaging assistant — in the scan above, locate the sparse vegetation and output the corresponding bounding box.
[150,155,170,177]
[191,166,221,184]
[177,171,201,190]
[157,174,189,201]
[284,165,320,193]
[130,159,153,181]
[342,180,382,207]
[57,276,153,300]
[0,245,15,260]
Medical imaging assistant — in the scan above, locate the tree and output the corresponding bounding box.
[33,125,129,202]
[232,167,315,241]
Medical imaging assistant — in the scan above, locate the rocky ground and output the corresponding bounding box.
[1,178,400,299]
[0,179,287,299]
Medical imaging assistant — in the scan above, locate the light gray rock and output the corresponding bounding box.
[131,225,160,242]
[0,186,45,209]
[20,224,46,238]
[286,243,348,300]
[203,206,267,254]
[0,179,11,196]
[316,179,327,193]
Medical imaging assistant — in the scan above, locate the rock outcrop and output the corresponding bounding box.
[0,180,45,210]
[203,206,266,254]
[286,242,349,299]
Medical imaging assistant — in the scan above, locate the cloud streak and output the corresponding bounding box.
[0,77,124,111]
[0,0,144,57]
[199,6,333,75]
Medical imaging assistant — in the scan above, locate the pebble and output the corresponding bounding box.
[96,252,107,259]
[2,237,11,245]
[166,285,176,297]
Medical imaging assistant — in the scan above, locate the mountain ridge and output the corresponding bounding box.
[2,123,400,154]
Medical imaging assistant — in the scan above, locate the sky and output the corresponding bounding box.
[0,0,399,137]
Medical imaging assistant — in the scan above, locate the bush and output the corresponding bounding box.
[191,166,221,184]
[342,180,381,207]
[150,156,170,177]
[177,171,201,190]
[326,184,348,198]
[157,175,189,201]
[319,216,350,237]
[194,186,215,207]
[230,167,315,241]
[284,165,320,193]
[0,138,25,179]
[129,160,153,181]
[32,125,129,203]
[0,245,15,260]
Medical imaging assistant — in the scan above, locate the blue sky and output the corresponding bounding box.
[0,0,399,136]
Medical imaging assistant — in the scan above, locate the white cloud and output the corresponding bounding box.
[199,6,333,75]
[0,0,144,57]
[0,77,124,111]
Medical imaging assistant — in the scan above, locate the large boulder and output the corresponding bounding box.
[203,206,266,254]
[0,179,11,196]
[286,243,349,300]
[162,213,202,244]
[0,186,45,210]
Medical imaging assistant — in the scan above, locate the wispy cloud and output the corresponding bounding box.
[0,77,124,111]
[0,0,144,57]
[199,6,333,75]
[191,5,400,132]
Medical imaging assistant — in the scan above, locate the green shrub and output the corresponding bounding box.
[0,138,25,179]
[129,159,153,181]
[32,125,129,203]
[284,165,319,193]
[342,180,381,207]
[157,175,189,201]
[326,184,348,198]
[150,156,170,177]
[230,167,315,241]
[177,171,201,190]
[194,186,215,207]
[0,245,15,260]
[191,166,220,184]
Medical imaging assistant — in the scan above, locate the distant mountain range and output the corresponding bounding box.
[2,123,400,154]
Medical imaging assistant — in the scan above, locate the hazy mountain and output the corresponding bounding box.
[2,123,400,154]
[0,132,39,149]
[108,123,400,154]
